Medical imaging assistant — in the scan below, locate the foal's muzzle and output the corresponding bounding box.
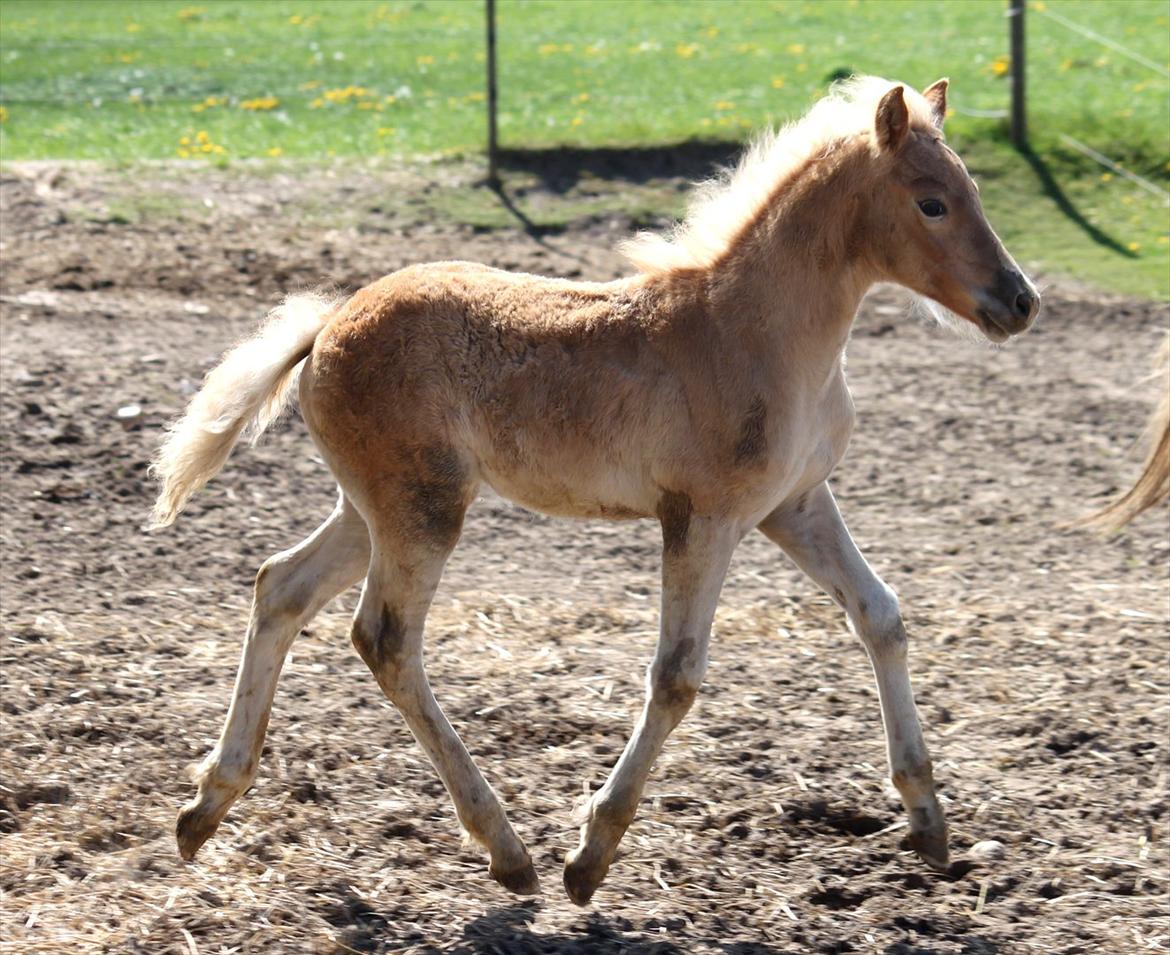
[977,268,1040,340]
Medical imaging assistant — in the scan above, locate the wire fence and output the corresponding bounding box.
[1024,3,1170,206]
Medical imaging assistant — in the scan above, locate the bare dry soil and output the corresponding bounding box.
[1,160,1168,954]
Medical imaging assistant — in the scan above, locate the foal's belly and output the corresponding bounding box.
[478,459,656,521]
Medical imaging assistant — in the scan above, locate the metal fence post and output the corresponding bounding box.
[485,0,500,186]
[1009,0,1027,149]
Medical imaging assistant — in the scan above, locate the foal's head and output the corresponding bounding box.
[865,80,1040,342]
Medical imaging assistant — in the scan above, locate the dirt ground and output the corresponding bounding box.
[1,158,1167,954]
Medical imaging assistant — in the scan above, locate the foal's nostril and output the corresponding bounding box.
[1013,291,1031,320]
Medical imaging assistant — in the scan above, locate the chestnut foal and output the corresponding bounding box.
[153,77,1039,904]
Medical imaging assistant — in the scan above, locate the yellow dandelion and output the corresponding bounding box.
[1156,235,1168,245]
[201,142,213,153]
[240,96,279,111]
[289,14,303,25]
[1059,58,1074,71]
[267,147,283,157]
[771,76,786,89]
[675,42,699,59]
[571,115,584,127]
[786,43,805,55]
[178,6,206,22]
[702,26,719,39]
[177,148,190,158]
[118,52,138,64]
[299,80,321,91]
[464,91,484,103]
[212,144,225,154]
[584,44,602,56]
[377,126,396,136]
[989,55,1010,77]
[0,105,8,123]
[538,43,559,56]
[179,135,190,146]
[574,92,589,103]
[1100,172,1114,182]
[714,100,735,111]
[126,22,140,32]
[1126,241,1141,252]
[1032,0,1047,9]
[196,130,209,143]
[309,96,325,109]
[416,54,435,66]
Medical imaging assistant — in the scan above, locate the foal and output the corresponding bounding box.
[153,77,1039,904]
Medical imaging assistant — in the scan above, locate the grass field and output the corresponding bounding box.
[1,0,1168,297]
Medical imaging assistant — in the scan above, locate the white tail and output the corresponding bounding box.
[150,292,340,528]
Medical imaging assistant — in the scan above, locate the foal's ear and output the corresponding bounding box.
[922,77,949,129]
[875,85,910,152]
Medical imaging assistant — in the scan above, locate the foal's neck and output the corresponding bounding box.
[708,140,876,375]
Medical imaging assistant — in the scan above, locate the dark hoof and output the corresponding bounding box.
[176,803,221,861]
[909,824,950,871]
[563,852,605,907]
[491,859,540,896]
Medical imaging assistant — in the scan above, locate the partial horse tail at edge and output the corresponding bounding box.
[149,291,343,529]
[1084,335,1170,533]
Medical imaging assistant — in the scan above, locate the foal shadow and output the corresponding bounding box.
[451,901,791,954]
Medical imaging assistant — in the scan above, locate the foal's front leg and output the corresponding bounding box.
[564,508,739,905]
[759,482,949,869]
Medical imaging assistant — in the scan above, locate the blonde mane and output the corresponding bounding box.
[620,76,939,276]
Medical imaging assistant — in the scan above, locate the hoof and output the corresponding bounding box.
[563,850,606,907]
[909,823,950,871]
[176,803,222,861]
[490,858,540,896]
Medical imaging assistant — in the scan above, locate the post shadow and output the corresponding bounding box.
[1017,145,1137,259]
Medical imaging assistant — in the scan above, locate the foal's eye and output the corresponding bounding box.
[917,199,947,219]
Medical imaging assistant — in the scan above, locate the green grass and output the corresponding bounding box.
[1,0,1168,297]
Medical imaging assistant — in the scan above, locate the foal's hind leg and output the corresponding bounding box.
[759,482,949,870]
[350,510,538,895]
[564,511,739,905]
[177,494,370,860]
